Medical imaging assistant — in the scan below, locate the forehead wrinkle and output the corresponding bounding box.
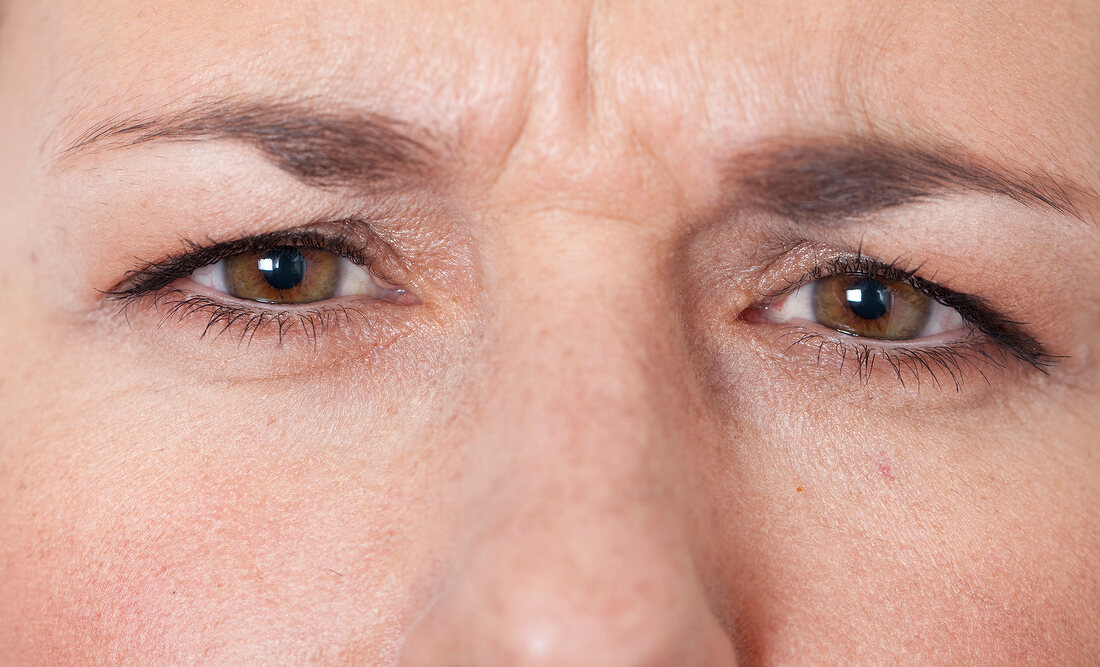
[827,5,903,131]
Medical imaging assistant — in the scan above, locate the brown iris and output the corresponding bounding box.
[812,275,932,339]
[223,247,341,304]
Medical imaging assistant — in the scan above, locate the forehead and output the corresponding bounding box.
[5,0,1099,189]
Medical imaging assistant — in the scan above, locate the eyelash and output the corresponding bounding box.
[105,227,395,347]
[107,233,1057,388]
[752,253,1057,389]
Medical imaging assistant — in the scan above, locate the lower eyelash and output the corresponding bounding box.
[111,288,369,348]
[777,326,1043,391]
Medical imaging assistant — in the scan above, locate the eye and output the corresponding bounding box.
[188,245,400,304]
[103,225,425,353]
[738,253,1057,387]
[760,273,964,340]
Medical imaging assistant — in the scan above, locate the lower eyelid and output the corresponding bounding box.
[100,286,426,381]
[764,318,975,351]
[756,325,999,391]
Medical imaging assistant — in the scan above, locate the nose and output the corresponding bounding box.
[398,220,738,666]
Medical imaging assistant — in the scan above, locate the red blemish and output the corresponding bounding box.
[796,486,804,492]
[874,451,896,482]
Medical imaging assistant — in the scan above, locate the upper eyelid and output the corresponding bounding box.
[764,254,921,301]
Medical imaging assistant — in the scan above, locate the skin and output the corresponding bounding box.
[1,0,1098,664]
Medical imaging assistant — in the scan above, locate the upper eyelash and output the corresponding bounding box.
[768,251,1058,373]
[104,228,376,300]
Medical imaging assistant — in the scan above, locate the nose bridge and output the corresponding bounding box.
[398,214,737,664]
[478,213,691,506]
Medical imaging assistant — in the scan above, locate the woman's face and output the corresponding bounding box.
[1,0,1097,663]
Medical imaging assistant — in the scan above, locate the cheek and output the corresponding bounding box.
[697,410,1098,662]
[0,416,465,664]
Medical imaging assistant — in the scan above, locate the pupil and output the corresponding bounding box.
[258,247,306,290]
[845,278,891,320]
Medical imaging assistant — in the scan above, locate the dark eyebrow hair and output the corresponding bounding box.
[56,97,439,191]
[56,100,1096,223]
[727,135,1096,224]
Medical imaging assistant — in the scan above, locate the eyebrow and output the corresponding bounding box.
[727,135,1095,223]
[56,98,439,191]
[56,100,1095,223]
